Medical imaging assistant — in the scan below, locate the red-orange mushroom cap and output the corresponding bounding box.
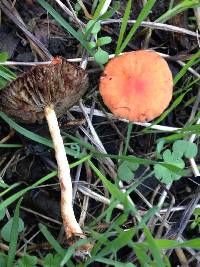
[99,50,173,122]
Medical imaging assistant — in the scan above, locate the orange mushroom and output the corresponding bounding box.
[99,50,173,122]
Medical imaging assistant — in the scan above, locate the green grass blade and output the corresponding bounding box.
[143,226,165,267]
[174,50,200,85]
[0,66,16,81]
[117,0,156,54]
[96,228,136,259]
[7,198,23,267]
[61,238,92,266]
[133,244,151,266]
[0,183,20,197]
[156,0,200,23]
[39,223,64,254]
[93,0,107,19]
[115,0,132,55]
[0,171,57,211]
[138,238,200,251]
[164,123,200,141]
[96,258,136,266]
[88,160,136,212]
[0,111,78,157]
[0,144,23,148]
[123,122,133,155]
[155,238,200,250]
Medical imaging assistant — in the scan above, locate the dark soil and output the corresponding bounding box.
[0,0,199,266]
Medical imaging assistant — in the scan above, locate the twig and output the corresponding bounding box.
[1,51,199,78]
[101,19,199,38]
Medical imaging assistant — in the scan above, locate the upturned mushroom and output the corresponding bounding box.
[99,50,173,122]
[0,56,90,254]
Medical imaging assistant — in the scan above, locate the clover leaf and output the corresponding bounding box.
[154,149,185,184]
[118,160,139,182]
[172,140,197,159]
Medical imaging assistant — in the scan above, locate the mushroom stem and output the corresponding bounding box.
[44,104,83,239]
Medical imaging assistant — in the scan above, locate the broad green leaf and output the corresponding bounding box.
[118,160,139,181]
[88,41,96,49]
[94,48,109,64]
[172,140,198,159]
[154,164,172,184]
[86,20,101,35]
[118,163,133,181]
[97,36,112,46]
[154,149,185,184]
[156,139,166,154]
[1,217,24,243]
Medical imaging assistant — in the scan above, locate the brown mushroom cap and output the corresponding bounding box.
[99,50,173,122]
[0,57,88,123]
